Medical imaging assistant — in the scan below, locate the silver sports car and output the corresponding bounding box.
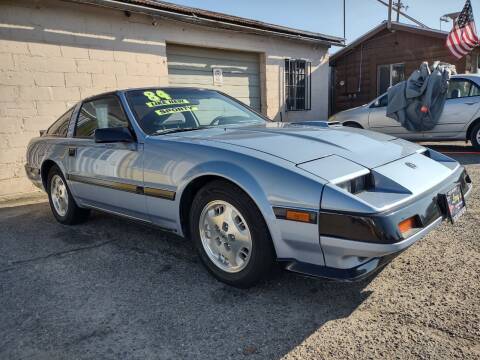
[331,74,480,149]
[25,88,472,287]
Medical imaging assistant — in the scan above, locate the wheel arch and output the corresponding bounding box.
[40,159,59,191]
[466,117,480,141]
[178,171,279,257]
[342,121,363,129]
[179,174,223,238]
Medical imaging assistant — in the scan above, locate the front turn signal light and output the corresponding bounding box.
[398,216,419,235]
[286,210,312,223]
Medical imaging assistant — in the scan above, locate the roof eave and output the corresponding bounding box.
[329,21,450,64]
[63,0,345,47]
[329,22,387,64]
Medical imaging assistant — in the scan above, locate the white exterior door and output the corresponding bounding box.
[166,44,261,111]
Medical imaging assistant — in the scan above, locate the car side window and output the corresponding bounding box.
[447,80,471,99]
[370,94,388,108]
[75,96,129,138]
[46,107,74,137]
[470,83,480,97]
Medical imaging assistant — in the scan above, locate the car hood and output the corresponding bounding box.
[339,104,366,113]
[331,104,367,119]
[167,122,423,168]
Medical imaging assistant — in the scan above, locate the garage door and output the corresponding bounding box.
[166,44,261,111]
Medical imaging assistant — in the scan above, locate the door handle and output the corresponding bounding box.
[68,147,77,157]
[465,102,478,105]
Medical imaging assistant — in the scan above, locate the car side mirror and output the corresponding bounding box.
[94,127,134,143]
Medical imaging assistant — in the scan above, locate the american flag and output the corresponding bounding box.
[446,0,479,59]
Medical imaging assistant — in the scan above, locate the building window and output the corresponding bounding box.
[285,59,311,111]
[377,63,405,95]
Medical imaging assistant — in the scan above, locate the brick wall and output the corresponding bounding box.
[0,0,329,199]
[0,0,170,198]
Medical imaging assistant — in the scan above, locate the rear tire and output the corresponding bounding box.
[470,122,480,149]
[47,165,90,225]
[189,180,275,288]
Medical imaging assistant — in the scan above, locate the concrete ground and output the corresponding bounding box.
[0,143,479,360]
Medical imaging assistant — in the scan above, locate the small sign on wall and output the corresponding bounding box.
[212,68,223,85]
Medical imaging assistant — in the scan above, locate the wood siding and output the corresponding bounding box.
[330,28,479,114]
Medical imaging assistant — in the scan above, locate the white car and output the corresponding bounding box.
[331,74,480,149]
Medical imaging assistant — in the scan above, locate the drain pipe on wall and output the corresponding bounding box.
[357,43,364,93]
[280,61,285,122]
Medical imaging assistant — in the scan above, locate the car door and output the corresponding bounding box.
[67,95,148,221]
[424,78,480,140]
[368,94,423,140]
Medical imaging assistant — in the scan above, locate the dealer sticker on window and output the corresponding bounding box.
[145,99,190,108]
[143,90,191,108]
[154,105,198,116]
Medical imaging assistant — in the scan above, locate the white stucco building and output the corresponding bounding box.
[0,0,343,199]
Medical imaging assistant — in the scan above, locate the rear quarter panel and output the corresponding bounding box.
[26,136,70,190]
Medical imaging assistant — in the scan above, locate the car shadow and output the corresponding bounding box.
[0,202,376,359]
[420,143,480,166]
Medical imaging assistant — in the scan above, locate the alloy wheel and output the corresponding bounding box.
[199,200,252,273]
[50,174,69,217]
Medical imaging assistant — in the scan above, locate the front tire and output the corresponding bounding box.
[470,122,480,149]
[47,165,90,225]
[189,180,275,288]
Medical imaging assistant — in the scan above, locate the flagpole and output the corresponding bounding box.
[387,0,393,29]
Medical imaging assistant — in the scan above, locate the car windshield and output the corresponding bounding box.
[126,88,266,135]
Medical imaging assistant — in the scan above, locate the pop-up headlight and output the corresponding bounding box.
[336,173,372,194]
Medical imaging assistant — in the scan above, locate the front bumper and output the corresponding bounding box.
[282,253,400,282]
[283,168,472,281]
[281,215,443,282]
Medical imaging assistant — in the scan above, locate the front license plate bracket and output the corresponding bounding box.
[438,183,466,223]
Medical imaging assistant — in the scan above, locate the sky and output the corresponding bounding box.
[163,0,480,52]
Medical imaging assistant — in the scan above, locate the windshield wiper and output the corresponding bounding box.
[150,127,204,136]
